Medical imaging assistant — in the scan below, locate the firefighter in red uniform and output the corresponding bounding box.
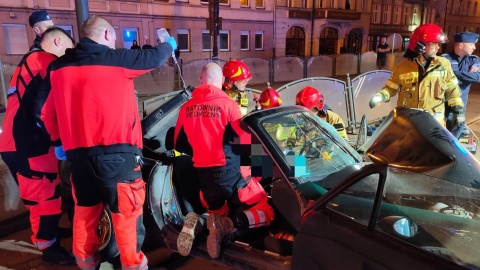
[174,63,274,259]
[0,27,75,265]
[369,24,464,126]
[296,86,349,140]
[37,16,176,270]
[222,59,252,116]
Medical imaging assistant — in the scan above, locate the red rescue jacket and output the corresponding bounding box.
[174,84,249,168]
[37,37,173,159]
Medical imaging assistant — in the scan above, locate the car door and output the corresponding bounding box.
[292,163,477,270]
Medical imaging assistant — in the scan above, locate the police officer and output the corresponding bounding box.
[222,60,252,116]
[369,24,464,126]
[443,31,480,136]
[296,86,349,140]
[29,10,55,50]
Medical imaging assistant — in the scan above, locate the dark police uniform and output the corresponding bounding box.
[443,31,480,134]
[443,31,480,111]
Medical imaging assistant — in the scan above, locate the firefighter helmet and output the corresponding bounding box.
[296,86,325,110]
[408,24,448,53]
[223,60,252,82]
[259,87,282,109]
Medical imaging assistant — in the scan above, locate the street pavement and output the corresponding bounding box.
[1,84,480,270]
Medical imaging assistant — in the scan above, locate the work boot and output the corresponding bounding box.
[206,214,236,259]
[41,242,76,265]
[177,212,204,256]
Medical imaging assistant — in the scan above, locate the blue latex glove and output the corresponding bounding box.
[166,37,177,51]
[54,146,67,161]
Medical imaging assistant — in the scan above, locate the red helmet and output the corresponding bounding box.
[259,87,282,109]
[223,60,252,82]
[408,24,448,53]
[296,86,324,110]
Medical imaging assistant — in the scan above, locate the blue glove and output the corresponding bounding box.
[166,37,177,51]
[54,146,67,161]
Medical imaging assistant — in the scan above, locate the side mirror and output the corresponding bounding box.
[378,216,418,238]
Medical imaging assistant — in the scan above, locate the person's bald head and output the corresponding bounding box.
[81,15,116,48]
[40,26,75,57]
[200,63,224,89]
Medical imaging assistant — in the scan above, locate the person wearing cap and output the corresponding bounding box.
[29,10,55,50]
[443,31,480,136]
[0,27,75,265]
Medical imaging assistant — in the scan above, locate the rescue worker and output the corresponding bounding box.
[29,10,55,50]
[174,63,274,259]
[222,59,252,116]
[443,31,480,136]
[259,85,282,109]
[36,15,176,270]
[0,10,55,182]
[369,24,464,126]
[296,86,349,140]
[0,27,75,265]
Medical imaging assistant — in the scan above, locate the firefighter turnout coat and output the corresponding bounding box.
[378,56,463,122]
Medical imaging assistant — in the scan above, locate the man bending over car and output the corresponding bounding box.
[174,62,275,259]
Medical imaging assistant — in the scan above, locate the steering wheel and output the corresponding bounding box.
[299,137,327,159]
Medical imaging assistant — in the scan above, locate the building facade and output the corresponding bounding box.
[1,0,480,65]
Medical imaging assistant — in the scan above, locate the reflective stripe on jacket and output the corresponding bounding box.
[378,56,463,115]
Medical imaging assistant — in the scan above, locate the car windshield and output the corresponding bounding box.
[261,111,360,183]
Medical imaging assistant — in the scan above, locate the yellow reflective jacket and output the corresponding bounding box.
[320,110,348,140]
[225,88,248,116]
[378,56,463,118]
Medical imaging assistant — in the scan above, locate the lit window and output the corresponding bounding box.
[256,0,264,8]
[240,31,249,50]
[177,29,190,51]
[202,30,211,51]
[255,31,264,50]
[2,24,29,55]
[219,30,229,51]
[240,0,249,6]
[220,0,229,4]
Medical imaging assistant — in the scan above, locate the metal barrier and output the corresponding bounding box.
[0,53,399,101]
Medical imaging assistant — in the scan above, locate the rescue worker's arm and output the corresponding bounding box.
[370,69,401,108]
[35,69,61,146]
[228,102,251,145]
[453,57,480,84]
[116,42,174,78]
[444,63,464,110]
[325,110,348,140]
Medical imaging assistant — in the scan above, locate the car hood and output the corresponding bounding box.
[359,107,480,189]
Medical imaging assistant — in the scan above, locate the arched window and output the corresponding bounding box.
[319,27,338,55]
[347,28,362,54]
[286,26,306,56]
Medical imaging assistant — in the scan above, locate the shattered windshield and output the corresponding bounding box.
[261,111,360,183]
